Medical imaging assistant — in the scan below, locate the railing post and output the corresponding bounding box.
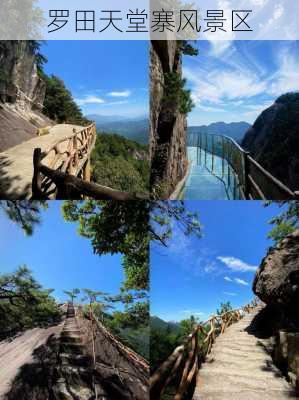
[32,148,44,199]
[211,135,215,172]
[205,134,208,166]
[199,133,202,165]
[243,151,251,199]
[83,158,91,183]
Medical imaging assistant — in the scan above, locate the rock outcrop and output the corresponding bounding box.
[253,229,299,327]
[242,93,299,191]
[0,41,51,151]
[0,41,45,111]
[150,40,188,198]
[253,230,299,393]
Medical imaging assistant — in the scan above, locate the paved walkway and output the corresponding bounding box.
[0,324,63,398]
[193,307,296,400]
[0,124,82,199]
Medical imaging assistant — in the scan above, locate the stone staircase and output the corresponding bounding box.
[193,306,296,400]
[53,303,108,400]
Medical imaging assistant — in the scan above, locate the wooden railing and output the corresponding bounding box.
[32,123,148,200]
[150,299,259,400]
[188,132,299,200]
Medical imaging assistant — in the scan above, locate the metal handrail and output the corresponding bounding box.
[188,132,298,200]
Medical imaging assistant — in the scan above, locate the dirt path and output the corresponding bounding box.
[0,324,63,399]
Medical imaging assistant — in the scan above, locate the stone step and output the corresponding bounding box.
[199,364,284,381]
[206,351,273,365]
[193,389,295,400]
[61,335,83,344]
[209,346,270,358]
[60,342,85,355]
[196,372,290,391]
[61,329,82,337]
[201,358,282,374]
[60,353,91,367]
[212,340,269,351]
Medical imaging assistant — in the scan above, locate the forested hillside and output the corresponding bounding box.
[91,133,149,193]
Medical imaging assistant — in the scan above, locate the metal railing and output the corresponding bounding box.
[150,300,260,400]
[188,132,299,200]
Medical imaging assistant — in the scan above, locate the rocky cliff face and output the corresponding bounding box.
[253,229,299,392]
[253,229,299,328]
[242,93,299,191]
[0,41,50,151]
[150,41,188,198]
[0,41,45,111]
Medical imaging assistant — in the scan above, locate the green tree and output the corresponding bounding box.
[180,315,198,336]
[63,288,80,304]
[217,301,233,316]
[62,200,150,292]
[91,133,149,193]
[0,266,61,335]
[266,201,299,244]
[0,200,47,235]
[42,75,89,125]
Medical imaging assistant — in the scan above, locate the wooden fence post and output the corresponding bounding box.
[32,148,43,199]
[243,151,251,199]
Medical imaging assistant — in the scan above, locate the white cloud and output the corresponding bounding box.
[108,90,131,98]
[224,276,233,282]
[223,291,237,296]
[180,310,205,317]
[218,256,258,272]
[234,278,249,286]
[75,95,105,106]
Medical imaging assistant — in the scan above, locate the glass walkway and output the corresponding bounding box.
[180,147,242,200]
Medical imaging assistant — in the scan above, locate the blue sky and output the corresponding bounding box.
[41,41,148,118]
[151,201,284,322]
[184,40,299,126]
[0,202,125,307]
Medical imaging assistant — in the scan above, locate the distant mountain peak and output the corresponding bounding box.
[188,121,251,143]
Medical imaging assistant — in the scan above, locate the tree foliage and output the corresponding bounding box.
[91,133,149,193]
[163,72,194,115]
[42,75,89,125]
[266,201,299,243]
[151,201,202,246]
[62,200,150,292]
[0,200,47,235]
[63,288,80,304]
[0,266,61,336]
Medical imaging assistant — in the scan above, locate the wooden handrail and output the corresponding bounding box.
[150,299,259,399]
[32,123,149,200]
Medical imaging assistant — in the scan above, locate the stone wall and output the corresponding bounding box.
[150,40,188,198]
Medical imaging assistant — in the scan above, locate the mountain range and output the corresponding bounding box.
[87,114,149,145]
[150,316,181,334]
[188,121,251,143]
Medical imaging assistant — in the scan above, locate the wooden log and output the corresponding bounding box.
[35,164,147,200]
[175,327,199,400]
[150,345,185,399]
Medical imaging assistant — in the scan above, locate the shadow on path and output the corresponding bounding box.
[3,334,60,400]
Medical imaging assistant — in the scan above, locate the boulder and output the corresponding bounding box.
[253,229,299,327]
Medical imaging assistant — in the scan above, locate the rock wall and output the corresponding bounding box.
[253,229,299,327]
[150,40,188,198]
[242,93,299,191]
[253,229,299,392]
[0,41,46,112]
